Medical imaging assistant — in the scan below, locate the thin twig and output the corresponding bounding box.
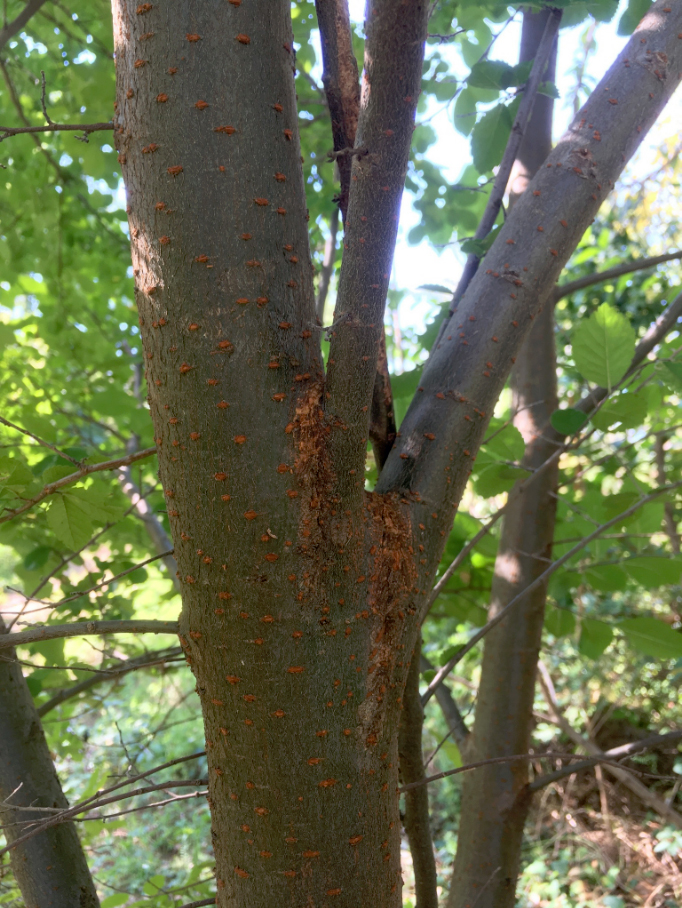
[0,414,82,465]
[0,445,157,525]
[552,251,682,302]
[421,479,682,706]
[0,119,113,142]
[446,8,562,315]
[399,747,671,793]
[0,618,180,651]
[0,0,49,53]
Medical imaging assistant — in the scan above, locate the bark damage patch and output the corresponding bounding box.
[357,491,417,749]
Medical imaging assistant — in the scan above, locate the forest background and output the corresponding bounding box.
[0,0,682,907]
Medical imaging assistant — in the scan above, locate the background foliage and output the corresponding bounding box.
[0,0,680,904]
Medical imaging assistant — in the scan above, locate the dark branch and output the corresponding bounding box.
[314,0,361,218]
[0,619,179,651]
[0,445,157,525]
[528,730,682,793]
[37,646,183,717]
[0,0,50,53]
[552,250,682,302]
[421,480,682,706]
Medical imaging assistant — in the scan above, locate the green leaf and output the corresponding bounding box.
[471,103,512,174]
[662,360,682,390]
[579,618,614,659]
[467,60,513,90]
[27,638,65,666]
[572,303,636,390]
[617,0,652,35]
[23,545,52,571]
[586,0,619,22]
[619,617,682,660]
[591,391,648,431]
[101,893,130,907]
[550,408,588,435]
[418,284,452,294]
[584,564,628,593]
[46,493,94,550]
[545,606,576,638]
[624,556,682,588]
[537,81,560,99]
[454,88,478,137]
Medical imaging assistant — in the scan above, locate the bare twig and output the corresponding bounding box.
[421,480,682,706]
[446,8,562,314]
[399,748,670,794]
[0,119,113,142]
[0,619,179,651]
[0,414,82,465]
[0,0,49,53]
[552,250,682,302]
[37,646,184,717]
[0,445,157,525]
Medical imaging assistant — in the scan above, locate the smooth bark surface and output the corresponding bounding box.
[399,639,438,908]
[447,11,559,907]
[0,618,100,908]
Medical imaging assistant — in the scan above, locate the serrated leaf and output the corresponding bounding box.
[624,556,682,588]
[46,493,94,550]
[471,103,512,174]
[467,60,513,90]
[662,360,682,390]
[545,606,576,638]
[550,408,588,435]
[584,564,628,592]
[619,616,682,660]
[587,0,618,22]
[572,303,636,389]
[591,391,648,431]
[579,618,613,659]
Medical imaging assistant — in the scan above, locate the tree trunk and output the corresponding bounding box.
[446,11,559,908]
[0,618,100,908]
[111,2,426,905]
[110,0,682,904]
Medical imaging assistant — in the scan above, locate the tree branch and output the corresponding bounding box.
[447,8,562,312]
[314,0,360,219]
[315,0,398,473]
[325,0,429,495]
[399,747,671,794]
[0,619,179,651]
[36,646,183,717]
[0,414,82,465]
[399,639,438,908]
[420,654,471,756]
[421,479,682,706]
[377,6,682,629]
[532,664,682,826]
[552,250,682,302]
[0,0,50,53]
[0,445,156,525]
[0,120,113,142]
